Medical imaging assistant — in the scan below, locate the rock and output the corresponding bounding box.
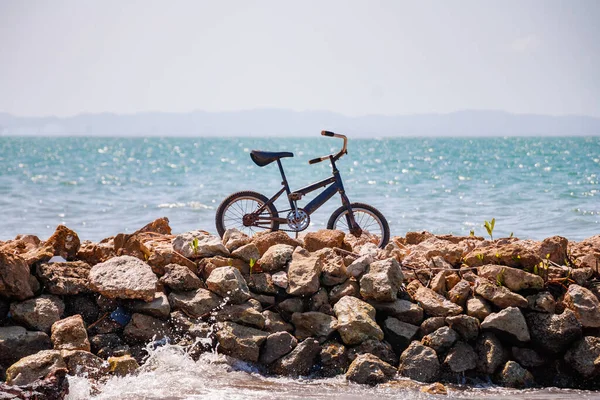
[346,254,374,278]
[169,311,213,341]
[571,267,594,286]
[108,354,139,376]
[563,284,600,328]
[347,339,399,366]
[464,241,540,269]
[60,349,108,379]
[359,258,403,302]
[10,295,65,333]
[263,310,294,333]
[89,255,158,302]
[257,244,295,272]
[333,296,383,345]
[476,332,507,374]
[215,321,268,362]
[199,256,249,278]
[248,273,278,295]
[0,367,69,399]
[419,317,446,336]
[383,317,419,354]
[318,248,348,286]
[447,280,471,307]
[77,238,115,266]
[346,353,396,385]
[420,382,448,395]
[5,350,66,386]
[287,247,323,296]
[406,282,463,317]
[474,278,528,309]
[309,287,331,313]
[292,312,337,341]
[526,310,582,353]
[270,337,320,377]
[497,361,535,388]
[128,291,171,319]
[398,341,440,383]
[276,297,305,319]
[45,225,81,260]
[421,327,458,354]
[0,326,51,367]
[429,271,448,295]
[231,243,260,263]
[250,293,275,308]
[0,298,8,320]
[320,340,349,377]
[123,313,171,343]
[143,236,198,276]
[444,342,477,372]
[252,231,301,256]
[304,229,345,252]
[511,347,546,368]
[478,265,544,292]
[466,296,493,321]
[564,336,600,378]
[36,261,91,295]
[526,291,556,313]
[368,299,423,325]
[539,236,569,265]
[173,231,229,259]
[0,250,35,300]
[445,315,480,341]
[214,299,265,329]
[221,228,251,252]
[481,307,530,343]
[50,315,90,352]
[0,234,54,266]
[168,288,223,318]
[89,333,128,359]
[259,331,298,365]
[206,266,251,304]
[159,263,203,292]
[271,271,289,289]
[329,279,360,305]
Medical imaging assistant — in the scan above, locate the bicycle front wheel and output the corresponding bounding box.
[327,202,390,248]
[215,191,279,237]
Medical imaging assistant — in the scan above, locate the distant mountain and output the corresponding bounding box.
[0,109,599,136]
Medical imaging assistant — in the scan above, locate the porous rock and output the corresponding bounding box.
[5,350,66,386]
[466,296,493,321]
[222,228,251,252]
[0,326,52,367]
[45,225,81,260]
[383,317,419,354]
[50,315,90,351]
[526,309,582,353]
[474,278,528,309]
[564,336,600,379]
[257,244,295,272]
[318,248,348,286]
[444,342,477,373]
[497,361,535,388]
[476,332,507,374]
[286,247,322,296]
[303,229,345,252]
[231,243,260,263]
[346,353,396,385]
[10,295,65,333]
[215,321,268,362]
[333,296,383,345]
[123,313,171,343]
[398,341,440,383]
[368,299,423,325]
[128,291,171,319]
[252,231,301,256]
[206,266,251,304]
[406,281,462,317]
[36,261,91,295]
[347,339,398,367]
[445,314,480,342]
[0,250,35,300]
[563,284,600,328]
[359,258,403,302]
[421,326,458,354]
[478,265,544,292]
[329,279,360,305]
[159,263,203,292]
[168,288,223,318]
[89,255,158,302]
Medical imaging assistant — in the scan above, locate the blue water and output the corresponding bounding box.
[0,136,598,242]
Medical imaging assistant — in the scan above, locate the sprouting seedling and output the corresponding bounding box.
[469,229,475,237]
[484,218,495,241]
[496,269,505,287]
[509,232,514,238]
[190,237,199,254]
[249,258,256,275]
[476,253,485,263]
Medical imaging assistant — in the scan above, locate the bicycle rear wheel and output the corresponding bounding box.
[327,202,390,248]
[215,191,279,237]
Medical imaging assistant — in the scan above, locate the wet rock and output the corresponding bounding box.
[329,279,360,305]
[159,263,203,292]
[360,258,403,302]
[445,315,480,342]
[563,284,600,328]
[263,310,294,333]
[89,333,128,359]
[320,340,349,377]
[0,250,35,300]
[444,342,477,373]
[466,296,493,321]
[318,248,348,286]
[0,367,69,399]
[222,228,251,252]
[474,278,528,309]
[333,296,383,345]
[526,310,582,353]
[257,244,295,272]
[420,382,448,395]
[248,273,278,295]
[346,254,374,278]
[271,271,288,289]
[45,225,81,260]
[383,317,419,354]
[173,231,229,259]
[168,288,223,318]
[108,354,139,376]
[0,326,51,367]
[564,336,600,378]
[406,282,462,317]
[89,255,158,302]
[476,332,507,374]
[478,265,544,292]
[50,315,90,351]
[77,238,115,266]
[369,299,424,325]
[128,291,171,319]
[215,299,266,329]
[347,339,399,366]
[36,261,91,295]
[123,313,171,343]
[259,331,298,365]
[252,231,301,256]
[481,307,530,343]
[10,295,65,333]
[304,229,345,252]
[270,337,320,377]
[526,291,556,313]
[287,247,323,296]
[346,353,396,385]
[206,266,251,304]
[398,341,440,383]
[421,326,458,354]
[215,321,268,362]
[497,361,535,388]
[61,349,108,379]
[291,311,337,341]
[419,317,446,336]
[5,350,66,386]
[231,243,260,263]
[511,347,546,368]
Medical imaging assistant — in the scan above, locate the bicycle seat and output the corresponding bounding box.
[250,150,294,167]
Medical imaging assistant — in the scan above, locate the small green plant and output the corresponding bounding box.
[249,258,257,275]
[484,218,495,241]
[496,269,505,287]
[469,229,475,237]
[190,237,199,254]
[509,232,514,238]
[476,253,485,263]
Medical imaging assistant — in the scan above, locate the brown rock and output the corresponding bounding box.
[474,278,528,309]
[466,296,493,321]
[144,237,197,276]
[270,337,320,376]
[481,307,530,343]
[527,291,556,313]
[445,341,477,372]
[5,350,66,386]
[447,280,471,307]
[263,310,294,333]
[478,265,544,292]
[61,349,109,379]
[287,247,323,296]
[304,230,345,252]
[51,315,90,351]
[168,288,223,318]
[159,263,203,292]
[564,336,600,379]
[10,295,65,333]
[214,299,265,329]
[526,309,582,354]
[231,243,260,263]
[359,258,403,302]
[0,235,53,266]
[215,321,268,362]
[320,340,349,376]
[206,266,251,304]
[402,236,468,269]
[346,353,396,384]
[539,236,569,265]
[123,313,171,343]
[76,238,115,266]
[419,317,446,336]
[291,312,337,341]
[259,331,298,365]
[318,248,348,286]
[329,279,360,305]
[511,347,546,368]
[464,241,540,269]
[108,354,139,376]
[173,231,229,259]
[446,314,480,342]
[257,244,295,272]
[0,326,52,367]
[383,317,419,354]
[44,225,81,260]
[563,284,600,328]
[222,228,251,252]
[333,296,383,345]
[248,273,278,295]
[89,255,158,302]
[476,332,507,374]
[347,339,398,366]
[0,250,35,300]
[199,256,249,278]
[398,341,440,383]
[36,261,91,295]
[128,291,171,319]
[497,361,535,388]
[252,231,301,256]
[407,281,462,317]
[421,326,458,354]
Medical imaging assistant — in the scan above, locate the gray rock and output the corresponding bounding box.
[231,243,260,263]
[346,254,374,278]
[250,292,275,308]
[564,336,600,378]
[511,347,546,368]
[276,297,304,319]
[408,284,462,317]
[444,342,477,372]
[320,340,349,377]
[128,291,170,319]
[123,313,171,343]
[526,309,582,353]
[476,332,507,375]
[89,255,158,302]
[309,287,330,313]
[291,312,337,341]
[287,247,322,296]
[214,299,265,329]
[419,317,446,336]
[222,228,251,252]
[173,231,229,259]
[474,278,528,309]
[270,337,320,376]
[168,288,223,318]
[466,296,493,321]
[271,271,288,289]
[563,284,600,328]
[359,258,403,302]
[258,244,294,272]
[346,353,396,385]
[333,296,383,345]
[421,326,459,354]
[0,326,51,367]
[347,339,399,367]
[497,361,535,388]
[329,279,360,305]
[481,307,530,343]
[248,273,278,295]
[263,310,294,333]
[4,350,66,386]
[526,291,556,313]
[398,341,440,383]
[368,299,424,325]
[159,263,203,292]
[318,248,348,286]
[215,321,268,362]
[383,317,419,354]
[259,331,298,365]
[10,295,65,333]
[206,266,251,304]
[36,261,91,295]
[478,265,544,292]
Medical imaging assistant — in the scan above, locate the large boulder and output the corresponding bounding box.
[252,231,301,256]
[159,263,203,292]
[10,295,65,333]
[564,336,600,379]
[259,331,298,365]
[304,230,345,252]
[481,307,530,344]
[0,250,35,300]
[257,244,295,272]
[497,361,535,388]
[474,278,528,309]
[168,288,223,318]
[44,225,80,260]
[476,332,507,375]
[270,337,320,377]
[333,296,383,345]
[123,313,171,343]
[478,265,544,292]
[89,255,158,302]
[286,247,323,296]
[291,312,337,341]
[50,315,90,351]
[5,350,66,386]
[563,284,600,328]
[215,321,268,362]
[0,326,51,367]
[346,353,396,385]
[444,342,477,373]
[383,317,419,354]
[526,310,582,354]
[205,266,251,304]
[359,258,403,302]
[172,231,229,259]
[36,261,91,295]
[406,282,462,317]
[368,299,423,325]
[398,341,440,383]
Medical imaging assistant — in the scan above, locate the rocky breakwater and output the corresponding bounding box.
[1,219,600,398]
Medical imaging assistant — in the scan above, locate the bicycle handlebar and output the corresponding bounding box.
[308,131,348,165]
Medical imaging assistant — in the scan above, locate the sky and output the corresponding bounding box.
[1,0,599,118]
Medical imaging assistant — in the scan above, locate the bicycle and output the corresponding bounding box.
[215,131,390,248]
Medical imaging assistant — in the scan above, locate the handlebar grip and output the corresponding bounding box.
[308,157,324,165]
[321,130,335,137]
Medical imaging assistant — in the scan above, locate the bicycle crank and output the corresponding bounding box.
[286,208,310,231]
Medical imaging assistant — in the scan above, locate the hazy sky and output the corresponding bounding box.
[1,0,599,118]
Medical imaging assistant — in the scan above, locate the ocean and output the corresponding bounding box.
[0,136,598,243]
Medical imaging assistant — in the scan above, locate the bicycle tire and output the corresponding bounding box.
[327,202,390,248]
[215,190,280,237]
